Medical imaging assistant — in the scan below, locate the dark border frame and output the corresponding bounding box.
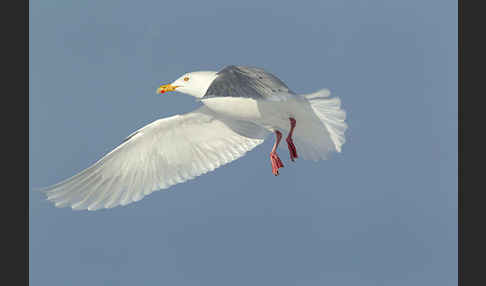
[6,0,28,285]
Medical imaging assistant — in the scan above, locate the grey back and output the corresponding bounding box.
[203,65,295,100]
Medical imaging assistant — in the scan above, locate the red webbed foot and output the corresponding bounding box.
[270,151,284,176]
[286,117,298,161]
[286,136,298,161]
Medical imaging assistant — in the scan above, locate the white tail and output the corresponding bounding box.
[304,89,347,153]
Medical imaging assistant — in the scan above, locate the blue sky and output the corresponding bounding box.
[30,0,457,285]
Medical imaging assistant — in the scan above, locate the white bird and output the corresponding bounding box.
[40,65,347,210]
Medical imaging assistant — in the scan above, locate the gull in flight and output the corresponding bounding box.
[41,65,347,210]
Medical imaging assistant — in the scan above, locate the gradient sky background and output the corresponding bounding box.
[29,0,457,285]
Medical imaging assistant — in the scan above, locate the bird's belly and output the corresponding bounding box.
[201,96,314,133]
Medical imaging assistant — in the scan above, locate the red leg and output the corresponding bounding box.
[270,130,284,176]
[286,117,298,161]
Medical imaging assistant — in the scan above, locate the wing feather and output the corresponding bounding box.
[40,106,267,210]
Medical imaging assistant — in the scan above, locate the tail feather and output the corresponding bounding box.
[304,89,347,153]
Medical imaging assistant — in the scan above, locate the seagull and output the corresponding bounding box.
[40,65,347,210]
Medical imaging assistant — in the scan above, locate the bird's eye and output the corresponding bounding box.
[184,77,190,81]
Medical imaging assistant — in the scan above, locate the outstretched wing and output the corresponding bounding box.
[203,65,295,101]
[40,106,268,211]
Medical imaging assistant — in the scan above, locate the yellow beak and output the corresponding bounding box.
[157,84,178,94]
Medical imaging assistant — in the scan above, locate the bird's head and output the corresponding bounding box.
[157,71,218,98]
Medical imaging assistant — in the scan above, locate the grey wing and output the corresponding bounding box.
[203,65,295,101]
